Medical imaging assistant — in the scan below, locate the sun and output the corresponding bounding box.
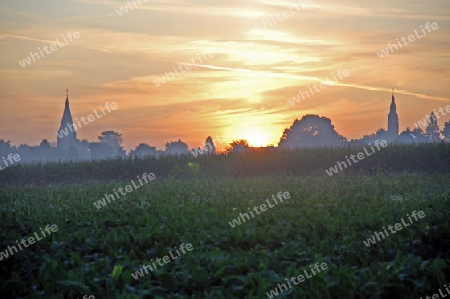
[242,131,269,147]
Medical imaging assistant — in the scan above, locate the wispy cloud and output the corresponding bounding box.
[0,0,449,150]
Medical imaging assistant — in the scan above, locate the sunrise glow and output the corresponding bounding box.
[0,0,449,152]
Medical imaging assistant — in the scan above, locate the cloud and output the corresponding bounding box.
[0,0,449,149]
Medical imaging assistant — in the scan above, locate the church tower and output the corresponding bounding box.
[57,89,77,151]
[387,90,399,141]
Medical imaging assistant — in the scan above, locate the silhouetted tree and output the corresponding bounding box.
[278,115,347,148]
[99,131,123,147]
[39,139,51,149]
[0,140,14,161]
[205,136,216,154]
[34,139,53,161]
[0,139,11,148]
[413,126,424,135]
[77,139,91,160]
[442,122,450,142]
[90,131,126,159]
[165,139,188,156]
[410,126,427,143]
[226,139,250,154]
[129,143,156,158]
[425,112,441,142]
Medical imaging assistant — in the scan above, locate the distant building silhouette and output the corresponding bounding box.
[57,89,77,151]
[356,91,400,145]
[397,128,420,144]
[5,86,446,165]
[387,90,399,141]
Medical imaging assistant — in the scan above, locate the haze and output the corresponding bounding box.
[0,0,449,151]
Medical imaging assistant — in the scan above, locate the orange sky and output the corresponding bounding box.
[0,0,449,151]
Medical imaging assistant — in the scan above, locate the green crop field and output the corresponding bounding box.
[1,145,450,298]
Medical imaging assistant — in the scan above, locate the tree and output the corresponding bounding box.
[35,139,53,161]
[204,136,216,154]
[165,139,188,156]
[226,139,250,154]
[89,142,105,160]
[0,140,14,161]
[129,143,156,158]
[77,139,91,160]
[39,139,51,149]
[0,139,12,149]
[278,115,347,148]
[410,126,427,143]
[442,122,450,142]
[413,126,424,135]
[98,130,123,147]
[92,131,126,158]
[425,112,441,142]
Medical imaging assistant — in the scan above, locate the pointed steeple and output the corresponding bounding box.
[387,89,399,141]
[64,88,69,110]
[60,89,74,129]
[390,89,396,112]
[57,88,77,150]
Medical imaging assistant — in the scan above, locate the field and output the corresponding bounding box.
[1,144,450,298]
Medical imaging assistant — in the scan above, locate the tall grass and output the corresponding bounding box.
[1,143,448,186]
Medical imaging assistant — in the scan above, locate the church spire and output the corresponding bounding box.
[390,89,396,111]
[388,89,399,141]
[57,88,77,150]
[65,88,70,109]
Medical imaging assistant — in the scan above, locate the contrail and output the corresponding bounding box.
[188,64,450,103]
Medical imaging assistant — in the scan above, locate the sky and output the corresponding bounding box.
[0,0,449,151]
